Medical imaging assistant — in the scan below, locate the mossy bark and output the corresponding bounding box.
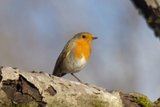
[0,66,159,107]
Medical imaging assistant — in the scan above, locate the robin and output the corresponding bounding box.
[52,32,97,82]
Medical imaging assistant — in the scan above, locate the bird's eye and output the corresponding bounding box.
[82,35,86,39]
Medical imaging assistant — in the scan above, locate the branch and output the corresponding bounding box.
[0,66,158,107]
[131,0,160,38]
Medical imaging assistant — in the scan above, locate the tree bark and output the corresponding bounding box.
[0,66,158,107]
[131,0,160,38]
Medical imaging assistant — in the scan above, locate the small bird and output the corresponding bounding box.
[52,32,97,82]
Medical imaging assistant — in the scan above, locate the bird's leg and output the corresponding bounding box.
[71,73,82,83]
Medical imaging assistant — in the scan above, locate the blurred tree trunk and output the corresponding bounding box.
[0,67,158,107]
[131,0,160,38]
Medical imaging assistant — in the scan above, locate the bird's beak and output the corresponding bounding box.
[92,37,98,40]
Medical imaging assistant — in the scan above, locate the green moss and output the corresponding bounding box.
[9,101,38,107]
[47,93,109,107]
[147,16,153,23]
[76,94,109,107]
[131,93,153,107]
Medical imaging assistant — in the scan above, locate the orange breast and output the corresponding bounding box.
[74,39,91,61]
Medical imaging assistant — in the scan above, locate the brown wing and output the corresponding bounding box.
[52,39,74,77]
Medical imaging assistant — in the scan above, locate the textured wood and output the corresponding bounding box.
[131,0,160,38]
[0,66,158,107]
[0,67,123,107]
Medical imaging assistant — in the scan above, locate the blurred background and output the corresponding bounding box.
[0,0,159,101]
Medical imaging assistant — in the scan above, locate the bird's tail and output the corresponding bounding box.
[52,67,66,77]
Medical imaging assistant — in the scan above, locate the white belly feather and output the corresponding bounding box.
[64,55,87,73]
[76,56,86,67]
